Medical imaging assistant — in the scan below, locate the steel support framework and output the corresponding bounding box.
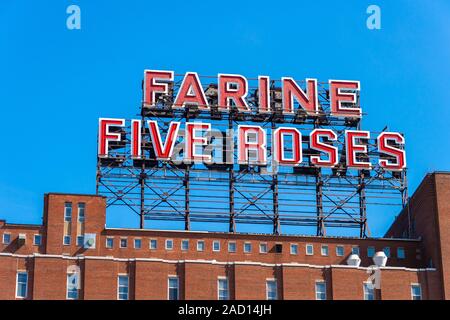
[96,75,408,237]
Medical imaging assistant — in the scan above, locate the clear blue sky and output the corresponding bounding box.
[0,0,449,237]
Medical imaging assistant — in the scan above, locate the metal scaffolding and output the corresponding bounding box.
[96,75,408,237]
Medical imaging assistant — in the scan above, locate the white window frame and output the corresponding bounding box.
[266,279,278,300]
[134,238,142,249]
[117,274,129,300]
[106,237,114,249]
[2,233,11,244]
[352,246,360,256]
[76,235,84,247]
[150,239,157,250]
[64,202,72,222]
[411,283,422,300]
[217,277,229,300]
[228,241,236,253]
[336,245,344,257]
[165,239,174,250]
[259,242,268,254]
[306,244,314,255]
[243,242,252,253]
[66,273,79,300]
[197,240,205,251]
[119,237,128,248]
[213,240,220,252]
[168,276,179,300]
[363,282,375,300]
[321,245,329,256]
[290,243,298,255]
[367,246,375,258]
[315,281,326,300]
[397,247,405,259]
[77,203,85,222]
[33,234,42,246]
[63,235,71,246]
[181,239,189,251]
[15,271,28,299]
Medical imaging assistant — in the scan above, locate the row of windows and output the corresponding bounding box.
[2,233,42,246]
[64,202,85,222]
[13,271,423,300]
[102,237,406,259]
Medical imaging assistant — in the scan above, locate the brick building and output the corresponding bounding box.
[0,172,448,300]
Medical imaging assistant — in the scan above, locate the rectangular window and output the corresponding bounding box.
[363,283,375,300]
[244,242,252,253]
[315,281,326,300]
[336,246,344,257]
[117,275,129,300]
[106,237,114,249]
[290,244,298,255]
[120,238,127,248]
[197,240,205,251]
[259,243,268,254]
[134,238,142,249]
[306,244,314,255]
[218,278,229,300]
[67,273,79,300]
[166,239,173,250]
[397,247,405,259]
[213,240,220,252]
[228,242,236,253]
[64,202,72,221]
[411,284,422,300]
[63,235,71,246]
[181,239,189,251]
[321,245,329,256]
[16,272,28,298]
[2,233,11,245]
[168,277,179,300]
[266,279,277,300]
[150,239,157,250]
[352,246,360,256]
[33,234,42,246]
[77,203,85,222]
[76,235,84,247]
[367,246,375,258]
[383,247,391,258]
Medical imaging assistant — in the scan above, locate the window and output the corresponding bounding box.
[166,239,173,250]
[120,238,128,248]
[134,238,142,249]
[2,233,11,245]
[306,244,314,255]
[363,283,375,300]
[106,237,114,249]
[336,246,344,257]
[411,284,422,300]
[315,281,326,300]
[244,242,252,253]
[67,273,79,300]
[266,279,277,300]
[76,235,84,247]
[228,242,236,253]
[64,202,72,221]
[150,239,157,250]
[352,246,360,256]
[397,247,405,259]
[218,278,229,300]
[367,246,375,258]
[63,235,71,246]
[117,275,129,300]
[168,277,179,300]
[16,272,28,298]
[77,203,85,222]
[213,241,220,252]
[197,240,205,251]
[181,239,189,251]
[383,247,391,258]
[33,234,42,246]
[259,243,268,253]
[290,244,298,255]
[321,245,329,256]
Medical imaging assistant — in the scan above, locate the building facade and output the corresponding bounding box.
[0,172,448,300]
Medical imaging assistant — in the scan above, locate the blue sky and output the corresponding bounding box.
[0,0,449,237]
